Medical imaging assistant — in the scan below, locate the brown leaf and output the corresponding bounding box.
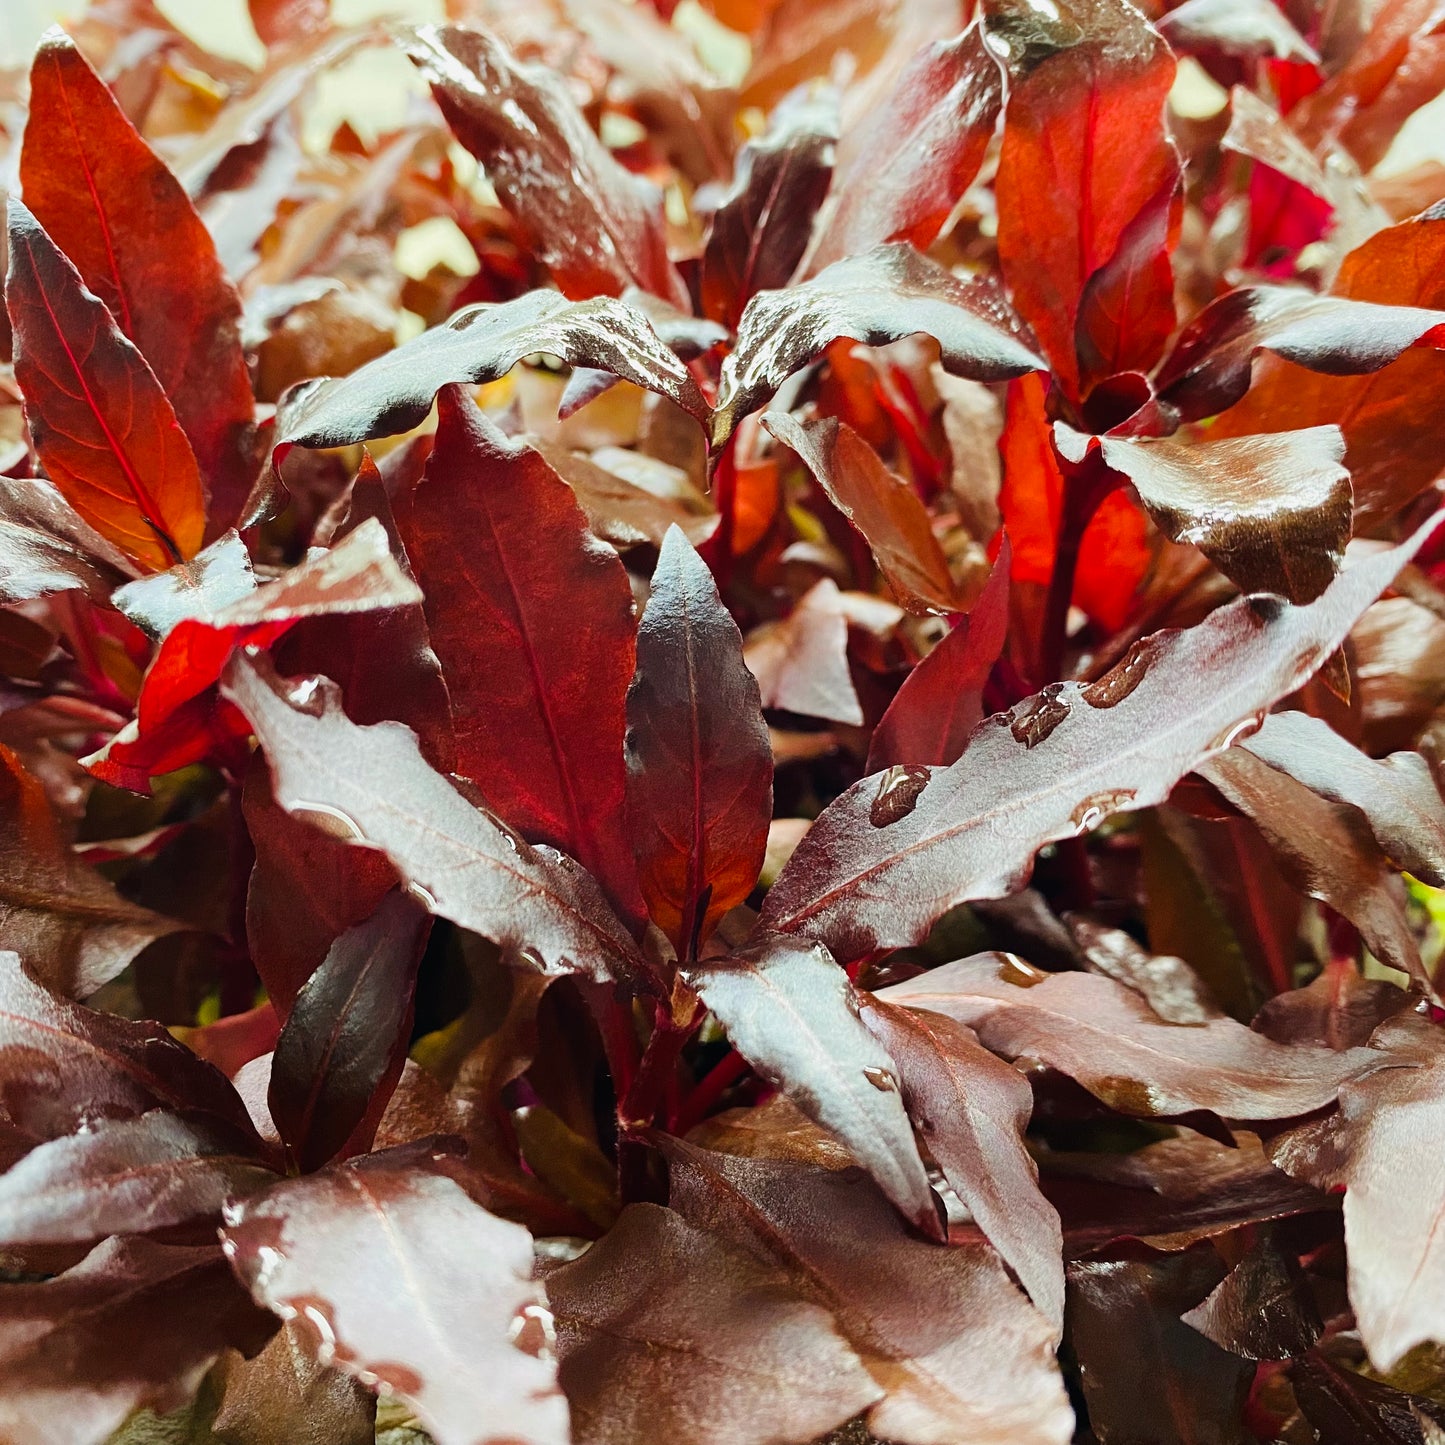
[860,997,1064,1332]
[223,652,647,986]
[1065,916,1221,1025]
[221,1144,569,1445]
[550,1202,881,1445]
[627,527,771,954]
[712,244,1042,449]
[6,199,205,572]
[663,1140,1075,1445]
[1179,1227,1323,1360]
[744,578,863,725]
[880,952,1378,1120]
[759,518,1443,961]
[764,412,961,614]
[0,743,182,998]
[0,1237,275,1445]
[1243,709,1445,887]
[1252,960,1411,1051]
[0,477,134,605]
[409,24,688,310]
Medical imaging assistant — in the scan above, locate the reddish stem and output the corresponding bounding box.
[672,1048,750,1135]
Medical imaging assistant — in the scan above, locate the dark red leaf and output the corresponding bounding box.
[626,526,771,955]
[860,996,1064,1331]
[1179,1228,1323,1360]
[743,578,863,725]
[712,243,1043,448]
[808,22,1002,273]
[988,0,1181,398]
[0,1109,275,1246]
[0,1237,274,1445]
[685,933,940,1236]
[0,477,134,605]
[409,24,688,310]
[1065,915,1221,1025]
[269,888,430,1173]
[881,952,1379,1120]
[221,1144,569,1445]
[111,529,257,641]
[550,1202,881,1445]
[20,31,256,526]
[700,88,836,328]
[663,1139,1075,1444]
[1293,1352,1445,1445]
[6,199,206,572]
[223,652,647,985]
[866,537,1010,770]
[397,386,642,921]
[760,518,1445,961]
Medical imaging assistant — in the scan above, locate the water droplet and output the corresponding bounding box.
[516,947,547,973]
[510,1302,557,1360]
[862,1065,898,1092]
[1010,683,1071,748]
[286,677,324,714]
[870,765,931,827]
[998,952,1047,987]
[293,802,366,842]
[1069,788,1137,834]
[1208,712,1266,752]
[1081,640,1152,709]
[1247,594,1286,623]
[408,881,438,911]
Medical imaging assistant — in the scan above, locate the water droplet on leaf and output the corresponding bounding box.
[862,1065,898,1092]
[870,765,931,826]
[1010,683,1071,747]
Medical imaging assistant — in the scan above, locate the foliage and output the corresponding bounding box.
[1,0,1445,1441]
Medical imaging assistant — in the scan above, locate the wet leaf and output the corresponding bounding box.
[0,478,134,605]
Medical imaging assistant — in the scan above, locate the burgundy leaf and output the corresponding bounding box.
[221,1145,569,1445]
[1200,748,1426,990]
[6,199,205,573]
[626,526,772,955]
[664,1140,1075,1445]
[1155,283,1445,423]
[1065,915,1221,1025]
[866,539,1010,770]
[550,1202,881,1445]
[743,578,863,725]
[0,949,253,1141]
[1179,1228,1323,1360]
[759,517,1444,961]
[988,0,1181,398]
[275,287,709,466]
[1157,0,1317,62]
[112,529,257,641]
[700,88,837,328]
[1058,423,1353,603]
[223,652,647,985]
[0,1109,275,1246]
[763,411,962,613]
[880,952,1379,1120]
[397,386,642,921]
[269,888,430,1174]
[686,933,940,1236]
[0,1237,274,1445]
[1293,1351,1445,1445]
[1271,1014,1445,1370]
[20,30,256,526]
[1252,961,1412,1051]
[860,996,1064,1332]
[809,23,1002,273]
[712,243,1042,448]
[1243,710,1445,888]
[409,24,688,310]
[0,744,182,997]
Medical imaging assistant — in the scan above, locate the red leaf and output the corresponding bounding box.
[397,387,643,923]
[409,24,688,310]
[5,199,205,573]
[763,411,963,613]
[221,1145,570,1445]
[223,652,647,986]
[626,527,772,955]
[988,0,1181,399]
[0,1237,274,1445]
[809,22,1003,272]
[268,888,430,1173]
[861,996,1065,1332]
[20,31,256,527]
[700,88,837,328]
[759,516,1443,961]
[686,933,941,1236]
[550,1203,882,1445]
